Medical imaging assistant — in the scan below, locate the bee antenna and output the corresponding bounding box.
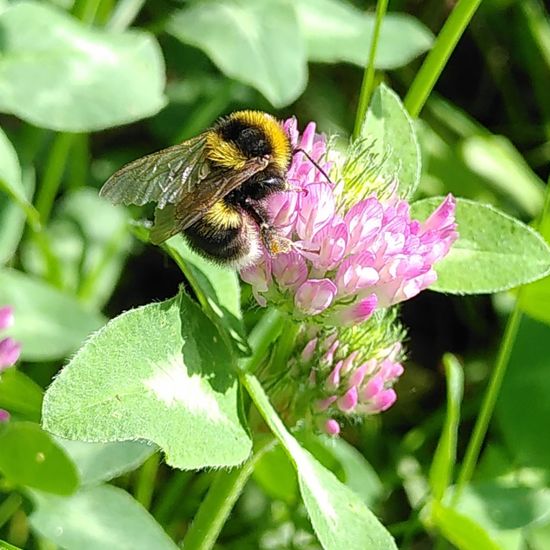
[293,148,333,185]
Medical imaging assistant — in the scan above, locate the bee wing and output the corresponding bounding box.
[149,156,270,245]
[99,135,208,209]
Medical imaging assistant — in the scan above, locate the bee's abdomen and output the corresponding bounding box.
[183,203,260,266]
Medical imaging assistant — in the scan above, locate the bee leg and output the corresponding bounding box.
[241,200,292,256]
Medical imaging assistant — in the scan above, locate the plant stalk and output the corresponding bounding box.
[404,0,484,118]
[180,438,273,550]
[353,0,389,139]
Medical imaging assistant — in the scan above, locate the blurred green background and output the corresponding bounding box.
[1,0,550,548]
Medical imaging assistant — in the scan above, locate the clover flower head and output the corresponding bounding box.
[0,306,20,372]
[241,117,458,434]
[241,119,458,326]
[296,312,406,436]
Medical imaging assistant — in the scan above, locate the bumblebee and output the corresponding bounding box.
[100,110,293,267]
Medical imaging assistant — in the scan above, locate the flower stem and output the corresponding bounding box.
[0,492,22,529]
[238,309,285,374]
[453,181,550,502]
[181,309,286,549]
[404,0,484,118]
[180,437,273,550]
[353,0,389,139]
[34,132,74,225]
[134,452,159,510]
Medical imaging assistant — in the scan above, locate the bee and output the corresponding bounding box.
[100,110,295,267]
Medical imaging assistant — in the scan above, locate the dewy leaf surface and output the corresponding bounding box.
[0,1,166,131]
[167,0,306,107]
[361,83,421,199]
[411,198,550,293]
[43,291,251,470]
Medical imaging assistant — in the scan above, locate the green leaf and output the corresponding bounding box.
[253,442,298,503]
[528,521,550,550]
[430,501,501,550]
[519,207,550,325]
[163,236,249,355]
[0,541,22,550]
[43,291,252,470]
[429,354,463,502]
[410,198,550,293]
[460,135,545,218]
[29,485,178,550]
[0,422,78,495]
[0,269,105,361]
[0,127,39,235]
[56,439,155,485]
[0,369,43,422]
[243,373,397,550]
[295,0,433,69]
[454,481,550,532]
[319,436,384,508]
[0,1,166,132]
[496,316,550,468]
[360,83,421,199]
[22,189,132,309]
[167,0,307,107]
[0,168,34,266]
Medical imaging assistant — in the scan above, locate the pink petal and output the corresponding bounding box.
[0,409,10,423]
[0,307,14,331]
[295,279,337,315]
[326,360,343,390]
[332,294,378,325]
[421,194,456,234]
[309,221,349,271]
[370,389,397,413]
[324,418,341,436]
[295,183,335,241]
[344,197,384,254]
[267,191,299,236]
[315,395,338,412]
[301,338,318,363]
[272,251,308,290]
[0,338,21,370]
[337,386,358,413]
[335,253,379,296]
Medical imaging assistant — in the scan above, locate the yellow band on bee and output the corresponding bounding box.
[205,131,247,169]
[203,201,242,229]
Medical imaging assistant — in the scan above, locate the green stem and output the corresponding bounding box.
[72,0,104,24]
[181,438,273,550]
[34,133,73,224]
[352,0,389,139]
[238,309,285,374]
[453,182,550,502]
[108,0,146,31]
[0,492,22,529]
[404,0,484,118]
[134,452,159,509]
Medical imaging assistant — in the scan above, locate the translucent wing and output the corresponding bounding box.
[150,157,269,245]
[99,136,208,209]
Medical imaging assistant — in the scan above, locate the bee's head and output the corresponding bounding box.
[207,111,291,170]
